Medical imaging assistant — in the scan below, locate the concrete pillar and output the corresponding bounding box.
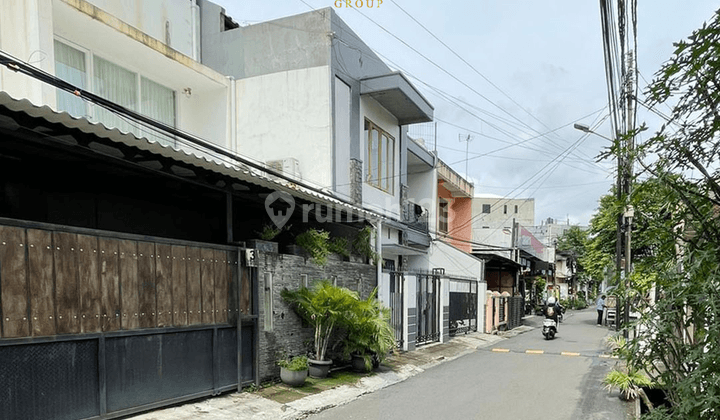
[404,273,417,351]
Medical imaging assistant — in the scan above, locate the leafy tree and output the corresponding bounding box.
[603,9,720,419]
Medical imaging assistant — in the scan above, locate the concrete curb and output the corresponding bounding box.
[130,328,534,420]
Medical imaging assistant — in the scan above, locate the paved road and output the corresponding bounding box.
[309,308,633,419]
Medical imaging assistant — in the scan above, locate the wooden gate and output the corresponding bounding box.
[0,221,256,420]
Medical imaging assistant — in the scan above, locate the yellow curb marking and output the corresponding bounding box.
[561,352,581,357]
[525,350,544,354]
[492,348,510,353]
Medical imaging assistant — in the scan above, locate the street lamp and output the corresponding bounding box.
[573,123,591,133]
[574,122,631,337]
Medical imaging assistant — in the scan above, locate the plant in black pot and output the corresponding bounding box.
[342,288,395,372]
[281,280,357,378]
[295,228,331,266]
[276,353,309,387]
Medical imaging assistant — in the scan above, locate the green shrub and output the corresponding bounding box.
[296,229,331,266]
[276,354,308,371]
[329,237,350,258]
[352,226,379,265]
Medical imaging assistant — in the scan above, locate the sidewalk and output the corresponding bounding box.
[129,325,534,420]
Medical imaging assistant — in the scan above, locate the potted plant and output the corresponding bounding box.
[602,334,655,408]
[281,280,358,377]
[603,368,653,402]
[295,228,331,266]
[247,224,284,253]
[276,354,308,387]
[342,288,396,372]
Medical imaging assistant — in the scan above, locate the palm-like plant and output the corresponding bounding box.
[281,280,358,362]
[343,288,395,371]
[603,334,655,408]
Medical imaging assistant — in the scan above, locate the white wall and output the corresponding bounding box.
[1,0,230,150]
[472,197,535,227]
[407,167,436,231]
[235,66,333,188]
[360,96,401,219]
[403,273,417,351]
[84,0,198,59]
[429,240,484,280]
[0,0,56,104]
[52,1,230,146]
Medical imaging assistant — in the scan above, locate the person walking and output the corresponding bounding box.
[596,294,606,326]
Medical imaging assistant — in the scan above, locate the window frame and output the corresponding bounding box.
[438,199,449,234]
[53,37,91,118]
[364,119,395,194]
[482,204,491,214]
[53,38,177,144]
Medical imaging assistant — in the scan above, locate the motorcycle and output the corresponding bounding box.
[542,317,557,340]
[542,305,559,340]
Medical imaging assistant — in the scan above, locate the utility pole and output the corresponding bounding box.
[458,134,473,178]
[597,0,638,337]
[622,51,636,339]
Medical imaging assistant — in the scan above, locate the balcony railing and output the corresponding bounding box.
[404,202,429,232]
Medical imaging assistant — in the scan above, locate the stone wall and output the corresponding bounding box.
[256,251,377,382]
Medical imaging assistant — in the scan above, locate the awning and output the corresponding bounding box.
[0,92,381,222]
[473,252,521,270]
[360,72,433,125]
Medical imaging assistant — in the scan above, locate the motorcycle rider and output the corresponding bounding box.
[544,296,561,328]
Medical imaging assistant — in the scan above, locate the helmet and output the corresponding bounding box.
[548,296,556,305]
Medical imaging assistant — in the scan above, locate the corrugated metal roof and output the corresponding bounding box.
[0,91,381,221]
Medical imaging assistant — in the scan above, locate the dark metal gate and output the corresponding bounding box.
[0,221,257,420]
[389,272,404,348]
[449,279,478,336]
[416,273,440,346]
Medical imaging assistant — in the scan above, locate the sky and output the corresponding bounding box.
[214,0,719,226]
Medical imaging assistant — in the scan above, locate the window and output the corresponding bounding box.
[365,119,395,193]
[482,204,491,213]
[503,205,507,214]
[54,40,88,117]
[515,205,519,213]
[54,40,176,146]
[438,199,449,233]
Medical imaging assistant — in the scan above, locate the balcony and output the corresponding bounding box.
[437,160,473,198]
[404,202,429,233]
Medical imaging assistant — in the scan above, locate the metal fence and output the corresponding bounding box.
[416,273,440,345]
[448,279,478,336]
[388,272,404,348]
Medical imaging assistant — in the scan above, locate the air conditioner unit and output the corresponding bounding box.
[266,158,302,180]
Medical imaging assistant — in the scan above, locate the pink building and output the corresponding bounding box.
[436,160,473,252]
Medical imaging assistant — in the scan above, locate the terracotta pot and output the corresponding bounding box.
[280,367,307,387]
[308,359,332,378]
